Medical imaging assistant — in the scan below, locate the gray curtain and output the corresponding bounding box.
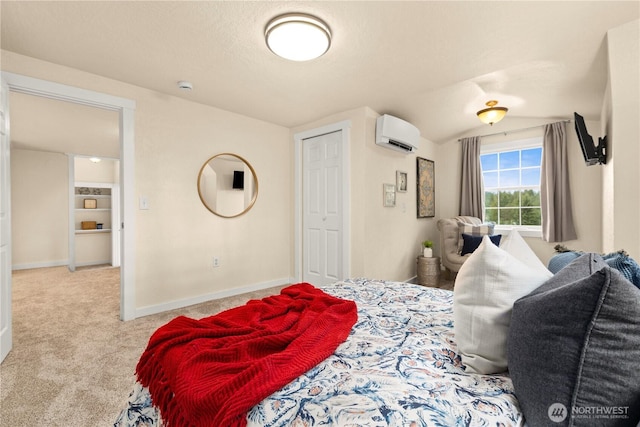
[459,136,483,218]
[541,121,577,242]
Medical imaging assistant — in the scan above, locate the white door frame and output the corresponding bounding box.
[1,72,136,324]
[1,78,11,362]
[294,120,351,282]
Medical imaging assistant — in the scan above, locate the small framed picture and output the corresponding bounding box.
[83,199,97,209]
[396,171,408,192]
[383,184,396,207]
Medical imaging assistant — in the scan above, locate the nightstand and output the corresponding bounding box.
[417,256,441,287]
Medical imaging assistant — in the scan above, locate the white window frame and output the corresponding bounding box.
[481,137,543,238]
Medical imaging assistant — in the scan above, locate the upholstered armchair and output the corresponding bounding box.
[437,216,483,279]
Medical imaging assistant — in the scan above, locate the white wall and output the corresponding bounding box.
[11,149,68,269]
[3,50,292,313]
[437,117,603,266]
[11,145,120,271]
[75,156,119,183]
[362,110,440,281]
[602,19,640,260]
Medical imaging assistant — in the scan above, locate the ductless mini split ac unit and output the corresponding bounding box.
[375,114,420,153]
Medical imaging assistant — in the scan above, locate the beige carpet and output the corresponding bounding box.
[0,266,285,426]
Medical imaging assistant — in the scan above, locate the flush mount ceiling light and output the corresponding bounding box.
[89,157,101,163]
[477,100,508,125]
[265,13,331,61]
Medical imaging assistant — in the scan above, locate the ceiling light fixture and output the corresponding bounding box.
[89,157,101,163]
[477,100,508,125]
[265,13,331,61]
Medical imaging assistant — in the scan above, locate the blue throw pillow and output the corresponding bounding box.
[602,251,640,290]
[461,233,501,256]
[549,249,640,290]
[548,251,581,274]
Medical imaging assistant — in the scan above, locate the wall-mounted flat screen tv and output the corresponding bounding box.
[232,170,244,189]
[574,112,606,166]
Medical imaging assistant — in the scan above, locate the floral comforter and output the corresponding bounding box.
[115,279,523,427]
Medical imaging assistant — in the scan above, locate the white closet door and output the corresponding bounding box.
[303,130,344,286]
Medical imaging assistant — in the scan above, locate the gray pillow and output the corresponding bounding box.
[507,253,640,427]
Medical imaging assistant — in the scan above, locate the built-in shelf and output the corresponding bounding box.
[69,159,121,272]
[72,182,115,269]
[74,184,112,235]
[75,229,112,234]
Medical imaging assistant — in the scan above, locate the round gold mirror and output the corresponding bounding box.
[197,153,258,218]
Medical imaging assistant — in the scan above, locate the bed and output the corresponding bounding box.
[114,278,524,426]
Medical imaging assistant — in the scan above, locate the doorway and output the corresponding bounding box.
[1,72,136,363]
[294,121,351,285]
[10,93,119,271]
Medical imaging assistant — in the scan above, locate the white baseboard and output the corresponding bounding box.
[12,260,68,271]
[135,277,294,319]
[75,260,112,268]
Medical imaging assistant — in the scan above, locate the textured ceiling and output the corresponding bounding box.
[2,1,638,151]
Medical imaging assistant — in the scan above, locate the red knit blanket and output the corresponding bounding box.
[136,283,357,427]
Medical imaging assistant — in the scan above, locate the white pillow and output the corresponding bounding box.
[499,229,550,276]
[453,233,552,374]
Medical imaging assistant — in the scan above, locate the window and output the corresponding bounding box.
[480,138,542,232]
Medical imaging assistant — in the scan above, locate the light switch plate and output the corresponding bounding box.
[139,196,149,210]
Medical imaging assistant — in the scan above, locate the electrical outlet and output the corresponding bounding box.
[213,257,220,268]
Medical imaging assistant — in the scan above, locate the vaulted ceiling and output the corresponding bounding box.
[2,1,638,151]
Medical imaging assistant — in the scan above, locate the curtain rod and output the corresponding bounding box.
[458,119,571,141]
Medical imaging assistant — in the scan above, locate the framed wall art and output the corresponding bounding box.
[383,183,396,207]
[396,171,408,192]
[416,157,435,218]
